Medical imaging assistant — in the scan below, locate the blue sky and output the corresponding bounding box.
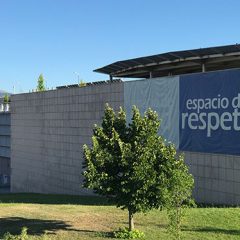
[0,0,240,93]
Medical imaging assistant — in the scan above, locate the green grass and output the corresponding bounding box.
[0,194,239,239]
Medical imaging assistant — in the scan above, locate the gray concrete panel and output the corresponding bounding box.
[11,83,124,195]
[184,151,240,205]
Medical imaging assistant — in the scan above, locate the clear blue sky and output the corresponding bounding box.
[1,0,240,93]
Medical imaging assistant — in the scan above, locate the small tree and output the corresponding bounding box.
[83,105,191,232]
[3,94,10,104]
[36,74,46,92]
[78,80,86,87]
[164,154,194,240]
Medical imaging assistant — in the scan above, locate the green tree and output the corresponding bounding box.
[78,80,86,87]
[3,94,9,104]
[36,74,46,91]
[164,155,194,240]
[83,105,193,232]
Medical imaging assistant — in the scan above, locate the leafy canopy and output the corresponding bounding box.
[83,105,188,215]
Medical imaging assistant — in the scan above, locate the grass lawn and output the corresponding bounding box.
[0,194,239,239]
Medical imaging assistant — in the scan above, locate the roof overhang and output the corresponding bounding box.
[94,44,240,78]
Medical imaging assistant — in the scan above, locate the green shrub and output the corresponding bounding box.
[114,227,145,239]
[164,155,195,240]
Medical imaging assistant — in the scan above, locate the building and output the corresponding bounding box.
[5,44,240,205]
[0,93,11,189]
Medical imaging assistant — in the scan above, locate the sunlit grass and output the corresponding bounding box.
[0,194,239,239]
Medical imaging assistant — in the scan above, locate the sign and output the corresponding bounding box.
[124,68,240,155]
[179,69,240,155]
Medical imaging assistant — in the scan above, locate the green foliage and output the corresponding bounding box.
[3,94,10,104]
[3,227,28,240]
[164,155,195,240]
[83,104,193,231]
[78,80,86,87]
[3,227,48,240]
[36,74,46,92]
[114,227,145,239]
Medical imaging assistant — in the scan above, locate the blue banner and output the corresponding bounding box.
[179,69,240,155]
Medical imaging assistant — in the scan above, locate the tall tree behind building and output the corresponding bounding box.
[37,74,46,91]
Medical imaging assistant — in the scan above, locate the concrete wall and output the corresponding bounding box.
[185,151,240,205]
[10,81,240,205]
[10,83,124,195]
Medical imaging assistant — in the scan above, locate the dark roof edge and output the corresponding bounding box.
[94,44,240,77]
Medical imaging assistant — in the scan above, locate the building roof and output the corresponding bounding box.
[56,79,122,89]
[94,44,240,78]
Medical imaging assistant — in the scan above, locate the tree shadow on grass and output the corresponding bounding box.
[0,217,114,239]
[0,217,75,237]
[0,193,111,206]
[182,226,240,236]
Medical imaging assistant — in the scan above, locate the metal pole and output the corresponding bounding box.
[149,72,153,78]
[74,72,80,84]
[202,63,206,72]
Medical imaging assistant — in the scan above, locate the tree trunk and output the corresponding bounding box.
[128,210,134,231]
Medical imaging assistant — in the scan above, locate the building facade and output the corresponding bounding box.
[0,112,11,188]
[9,72,240,205]
[8,44,240,205]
